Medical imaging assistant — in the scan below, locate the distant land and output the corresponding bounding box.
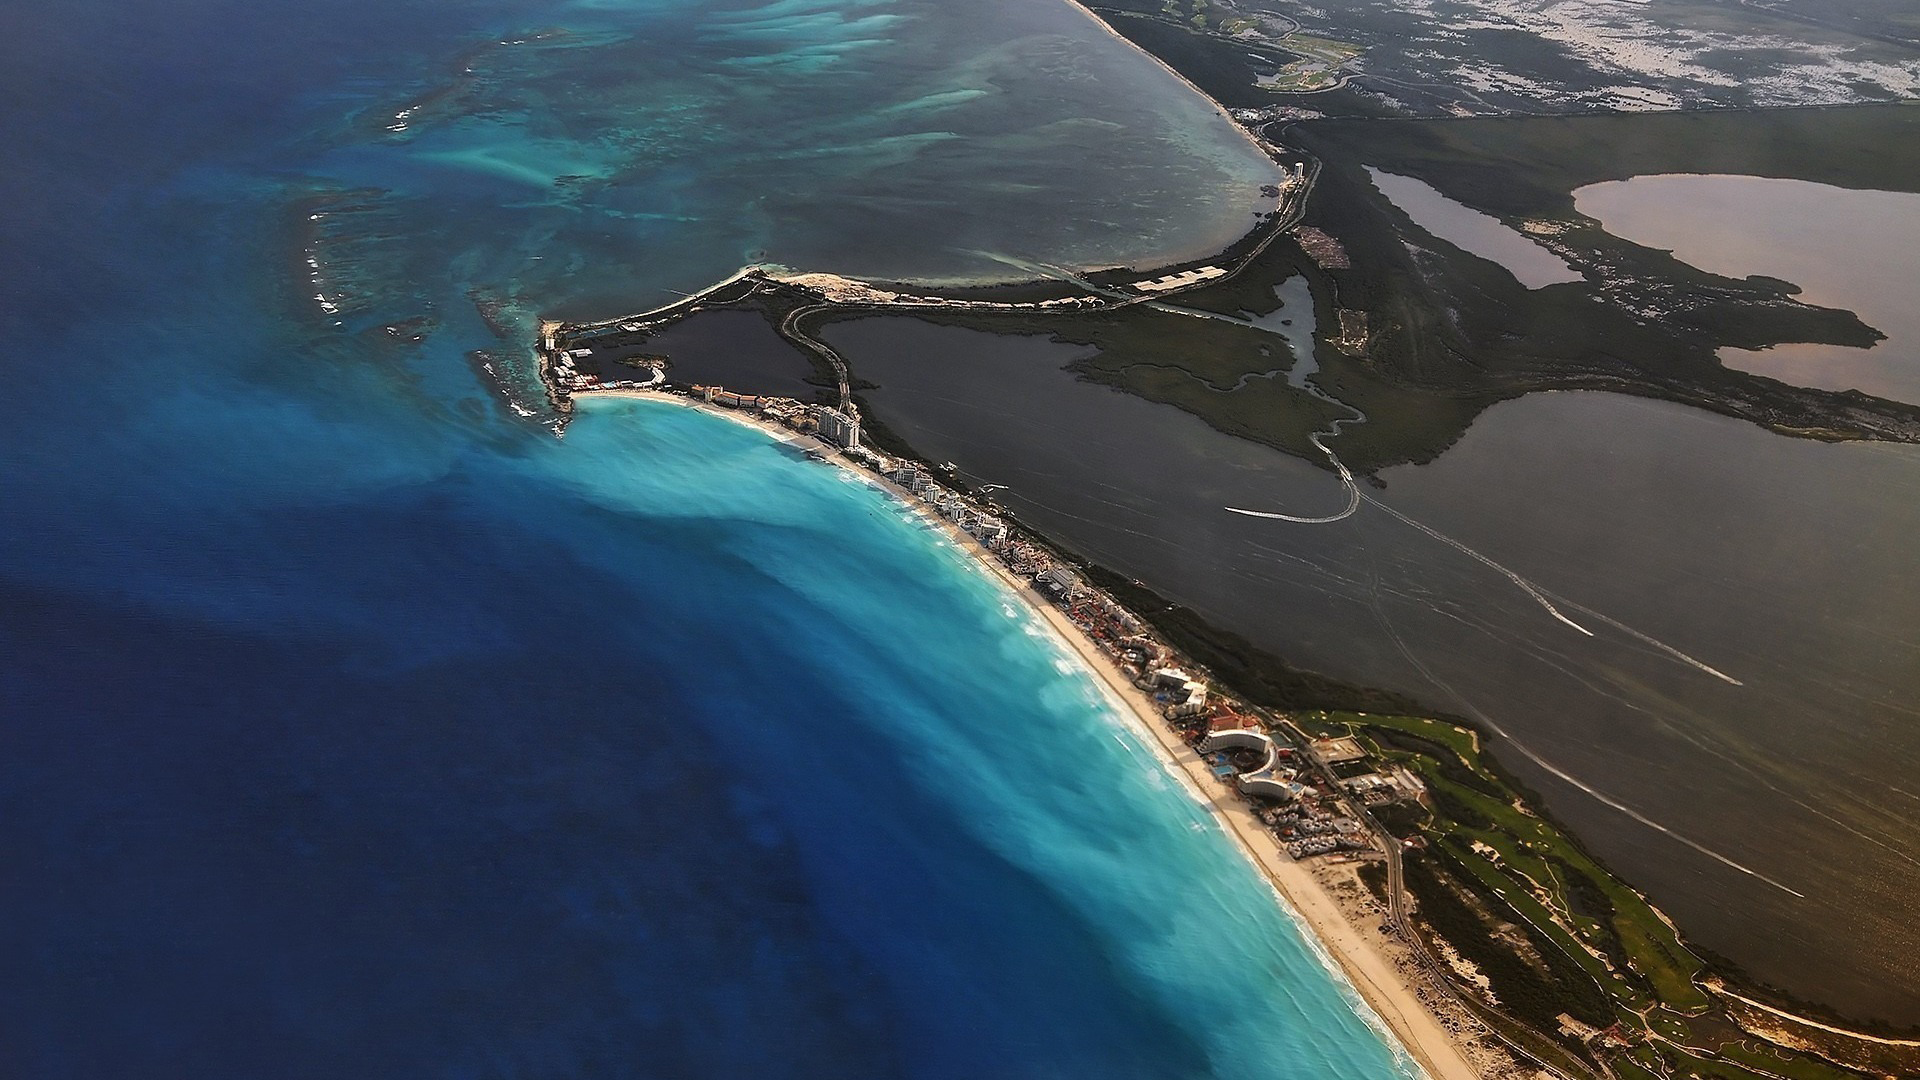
[1082,0,1919,117]
[518,4,1920,1077]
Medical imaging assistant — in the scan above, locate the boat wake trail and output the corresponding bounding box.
[1225,432,1360,524]
[1360,496,1741,685]
[1465,703,1804,898]
[1228,437,1742,684]
[1358,492,1593,636]
[1553,596,1743,686]
[1360,578,1803,898]
[1234,429,1776,891]
[1519,741,1804,896]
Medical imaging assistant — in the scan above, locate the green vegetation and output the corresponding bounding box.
[1310,711,1711,1011]
[1357,859,1390,903]
[905,238,1507,474]
[1258,35,1363,93]
[1316,105,1920,218]
[1288,708,1888,1077]
[1090,0,1377,105]
[1714,1040,1869,1080]
[1716,993,1920,1076]
[1072,566,1439,716]
[876,107,1920,481]
[1287,110,1920,450]
[1613,1059,1665,1080]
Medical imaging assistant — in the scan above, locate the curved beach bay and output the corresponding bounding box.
[0,0,1406,1072]
[523,396,1427,1078]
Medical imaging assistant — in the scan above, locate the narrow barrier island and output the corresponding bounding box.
[537,340,1918,1080]
[517,19,1920,1079]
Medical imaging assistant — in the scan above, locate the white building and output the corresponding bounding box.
[1151,667,1193,689]
[973,517,1008,545]
[1039,565,1085,598]
[814,404,862,450]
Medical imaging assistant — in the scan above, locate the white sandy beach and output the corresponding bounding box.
[922,493,1481,1080]
[574,389,1480,1080]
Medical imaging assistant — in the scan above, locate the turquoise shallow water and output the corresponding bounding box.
[303,0,1284,326]
[0,0,1404,1074]
[527,398,1421,1077]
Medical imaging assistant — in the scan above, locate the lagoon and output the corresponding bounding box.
[832,314,1920,1023]
[1366,168,1581,289]
[301,0,1286,329]
[1574,173,1920,404]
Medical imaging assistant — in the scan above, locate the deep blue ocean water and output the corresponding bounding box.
[1,0,1410,1075]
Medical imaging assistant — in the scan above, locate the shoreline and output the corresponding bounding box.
[1056,0,1276,165]
[526,27,1920,1074]
[572,389,1478,1080]
[952,513,1477,1080]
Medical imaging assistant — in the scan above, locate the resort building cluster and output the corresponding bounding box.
[567,373,1433,875]
[871,417,1424,865]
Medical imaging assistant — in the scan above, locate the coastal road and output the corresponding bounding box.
[1269,713,1604,1080]
[980,149,1320,310]
[1127,145,1320,304]
[560,125,1321,391]
[779,302,852,412]
[1356,782,1602,1080]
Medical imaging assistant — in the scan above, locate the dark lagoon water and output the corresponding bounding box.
[1575,174,1920,405]
[1365,168,1580,289]
[0,0,1414,1076]
[830,315,1920,1024]
[642,310,825,400]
